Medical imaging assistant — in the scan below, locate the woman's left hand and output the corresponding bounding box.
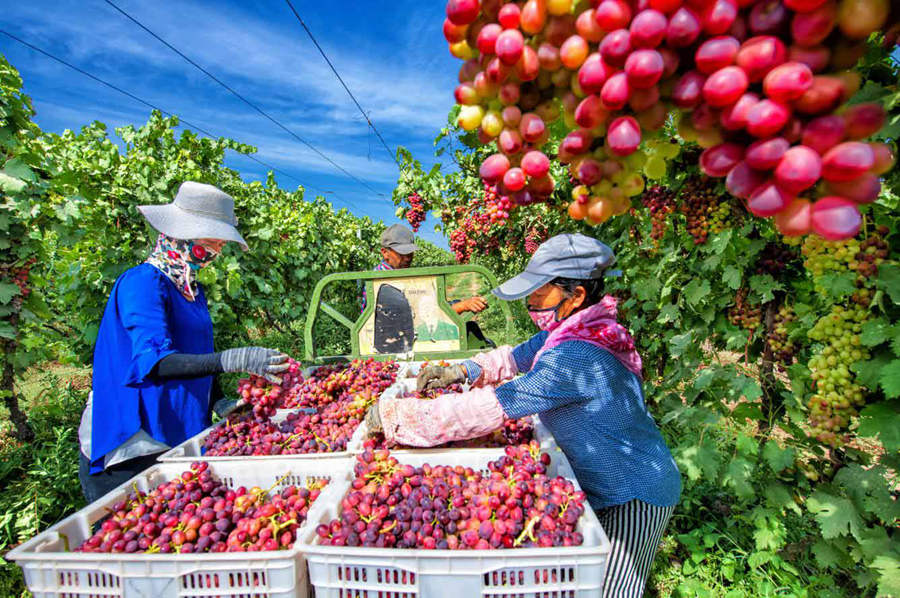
[220,347,290,384]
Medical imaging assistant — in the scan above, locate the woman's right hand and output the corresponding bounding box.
[220,347,289,384]
[416,364,467,392]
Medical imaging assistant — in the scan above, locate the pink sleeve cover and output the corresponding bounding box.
[379,387,507,447]
[470,345,519,387]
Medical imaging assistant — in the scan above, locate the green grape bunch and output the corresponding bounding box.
[806,304,871,446]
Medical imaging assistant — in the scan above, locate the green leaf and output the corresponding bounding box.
[762,440,795,473]
[852,354,892,390]
[860,318,892,347]
[764,483,800,514]
[675,436,721,481]
[1,157,36,181]
[0,321,15,339]
[0,172,26,193]
[872,555,900,598]
[878,360,900,398]
[684,279,711,306]
[0,282,21,304]
[858,400,900,453]
[818,272,858,301]
[748,274,781,303]
[806,489,863,540]
[723,457,754,500]
[657,303,681,324]
[722,266,741,290]
[877,264,900,305]
[811,539,845,569]
[670,332,692,358]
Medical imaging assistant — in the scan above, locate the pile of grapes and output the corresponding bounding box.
[315,443,586,549]
[224,360,399,456]
[444,0,897,237]
[238,359,398,412]
[76,461,326,554]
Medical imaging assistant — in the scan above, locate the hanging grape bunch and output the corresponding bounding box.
[806,303,870,446]
[755,241,799,277]
[678,176,731,244]
[852,225,890,279]
[444,0,897,237]
[728,286,762,330]
[641,184,676,243]
[405,192,426,232]
[0,257,36,304]
[766,303,797,367]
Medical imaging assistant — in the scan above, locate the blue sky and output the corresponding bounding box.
[1,0,459,248]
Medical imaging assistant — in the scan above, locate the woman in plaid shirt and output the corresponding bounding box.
[367,233,681,598]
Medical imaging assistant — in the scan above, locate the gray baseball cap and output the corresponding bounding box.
[138,181,248,250]
[493,233,621,301]
[380,223,419,255]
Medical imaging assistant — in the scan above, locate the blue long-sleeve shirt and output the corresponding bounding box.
[466,332,681,510]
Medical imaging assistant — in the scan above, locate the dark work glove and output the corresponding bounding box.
[416,364,466,393]
[220,347,289,384]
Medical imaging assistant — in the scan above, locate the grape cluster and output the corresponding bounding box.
[524,225,549,255]
[76,461,325,554]
[678,176,731,244]
[279,359,398,410]
[316,443,586,549]
[766,304,797,367]
[484,183,514,225]
[755,242,799,277]
[237,359,304,418]
[405,192,426,232]
[448,193,501,263]
[728,287,762,331]
[0,257,36,303]
[641,185,676,243]
[852,226,890,278]
[801,236,861,283]
[807,304,870,446]
[402,383,466,400]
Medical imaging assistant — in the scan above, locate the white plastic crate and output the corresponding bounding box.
[157,409,366,463]
[300,450,610,598]
[7,458,351,598]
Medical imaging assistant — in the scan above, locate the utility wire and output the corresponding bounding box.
[283,0,401,169]
[103,0,386,197]
[0,29,352,208]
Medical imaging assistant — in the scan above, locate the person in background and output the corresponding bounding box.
[366,233,680,598]
[78,182,289,502]
[361,223,493,347]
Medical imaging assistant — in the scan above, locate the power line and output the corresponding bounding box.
[0,28,352,208]
[283,0,401,169]
[103,0,386,197]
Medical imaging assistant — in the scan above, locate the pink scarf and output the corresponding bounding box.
[532,296,643,379]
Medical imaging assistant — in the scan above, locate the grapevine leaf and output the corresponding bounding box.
[658,303,680,324]
[857,400,900,453]
[0,282,21,304]
[878,360,900,398]
[806,489,863,539]
[876,264,900,305]
[722,265,741,290]
[684,279,711,306]
[0,172,26,193]
[723,457,754,500]
[860,318,892,347]
[764,483,800,514]
[1,157,36,181]
[748,274,781,303]
[762,440,795,473]
[0,321,15,339]
[851,354,892,390]
[675,438,721,481]
[872,555,900,598]
[670,332,692,357]
[818,272,858,301]
[811,539,847,569]
[834,464,900,523]
[746,550,773,569]
[693,367,716,391]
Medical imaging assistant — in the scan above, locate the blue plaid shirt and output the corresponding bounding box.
[466,332,681,510]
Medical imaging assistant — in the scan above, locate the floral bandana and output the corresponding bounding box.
[533,295,643,379]
[145,234,219,301]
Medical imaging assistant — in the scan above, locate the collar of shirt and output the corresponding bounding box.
[374,261,394,271]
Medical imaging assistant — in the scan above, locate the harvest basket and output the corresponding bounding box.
[300,450,610,598]
[7,458,351,598]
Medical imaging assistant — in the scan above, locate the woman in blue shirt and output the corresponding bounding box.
[368,233,680,598]
[78,182,289,502]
